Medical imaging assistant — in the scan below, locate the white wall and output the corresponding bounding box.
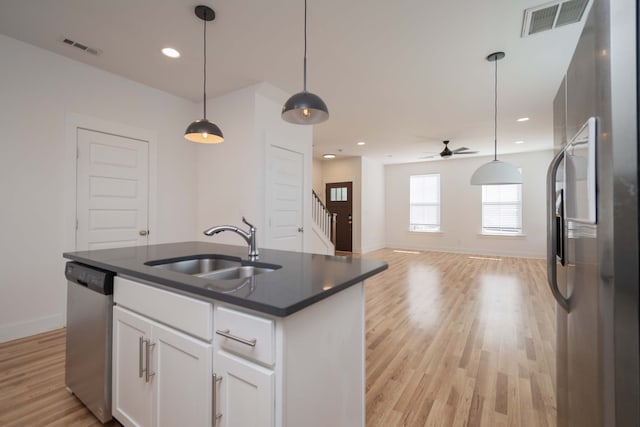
[195,86,258,244]
[312,157,325,202]
[0,35,198,342]
[361,157,386,253]
[195,83,313,252]
[385,150,552,258]
[321,157,362,253]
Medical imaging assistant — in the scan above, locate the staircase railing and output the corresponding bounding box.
[312,191,336,245]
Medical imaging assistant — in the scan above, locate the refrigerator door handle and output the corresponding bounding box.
[547,148,570,312]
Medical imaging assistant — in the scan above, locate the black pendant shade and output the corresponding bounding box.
[282,0,329,125]
[281,91,329,124]
[185,119,224,144]
[185,5,224,144]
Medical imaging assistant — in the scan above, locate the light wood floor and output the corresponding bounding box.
[0,249,556,427]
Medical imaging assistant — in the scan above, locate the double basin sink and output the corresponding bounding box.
[145,255,281,281]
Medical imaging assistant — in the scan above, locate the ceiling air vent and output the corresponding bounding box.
[522,0,589,37]
[61,37,101,55]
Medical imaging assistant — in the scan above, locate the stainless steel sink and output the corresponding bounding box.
[146,256,241,275]
[145,255,280,281]
[197,265,276,280]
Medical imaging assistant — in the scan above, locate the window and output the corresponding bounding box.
[482,184,522,234]
[330,186,348,201]
[409,174,440,232]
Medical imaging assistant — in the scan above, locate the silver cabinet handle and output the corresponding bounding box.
[145,340,156,383]
[138,336,144,378]
[212,374,223,426]
[139,230,149,236]
[215,329,257,347]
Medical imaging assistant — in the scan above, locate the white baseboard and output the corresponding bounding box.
[360,243,386,254]
[0,313,65,343]
[384,242,545,259]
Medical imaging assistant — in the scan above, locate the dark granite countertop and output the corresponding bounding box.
[63,241,388,317]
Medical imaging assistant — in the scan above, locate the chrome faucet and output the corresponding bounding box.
[203,217,259,260]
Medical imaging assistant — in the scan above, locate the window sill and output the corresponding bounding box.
[409,230,443,235]
[478,232,526,239]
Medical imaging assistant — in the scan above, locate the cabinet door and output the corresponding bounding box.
[113,306,153,427]
[215,351,274,427]
[154,323,212,427]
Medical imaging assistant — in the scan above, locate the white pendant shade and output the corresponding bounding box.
[470,160,523,185]
[470,51,522,186]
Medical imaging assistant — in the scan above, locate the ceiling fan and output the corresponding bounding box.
[421,140,478,159]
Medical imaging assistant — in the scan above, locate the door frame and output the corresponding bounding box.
[64,113,157,252]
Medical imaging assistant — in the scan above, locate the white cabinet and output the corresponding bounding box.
[215,351,274,427]
[112,306,153,427]
[112,277,213,427]
[154,323,212,427]
[113,275,366,427]
[213,306,275,427]
[211,283,365,427]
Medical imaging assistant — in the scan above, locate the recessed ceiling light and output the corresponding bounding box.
[516,117,529,122]
[162,47,181,58]
[514,140,525,144]
[323,154,336,159]
[356,141,366,146]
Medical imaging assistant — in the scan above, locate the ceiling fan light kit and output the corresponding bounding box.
[185,5,224,144]
[470,51,522,185]
[282,0,329,125]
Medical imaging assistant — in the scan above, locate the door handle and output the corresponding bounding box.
[138,336,144,378]
[139,230,149,236]
[144,339,155,383]
[297,227,304,233]
[212,374,223,426]
[546,149,570,312]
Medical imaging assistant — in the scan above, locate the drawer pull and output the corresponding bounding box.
[215,329,257,347]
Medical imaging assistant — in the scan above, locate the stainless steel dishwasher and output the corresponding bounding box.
[64,261,115,424]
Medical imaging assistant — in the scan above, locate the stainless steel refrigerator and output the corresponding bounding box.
[546,0,639,426]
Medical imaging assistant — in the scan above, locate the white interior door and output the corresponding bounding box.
[266,144,304,252]
[76,128,149,250]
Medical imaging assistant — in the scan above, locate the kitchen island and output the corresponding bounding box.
[63,241,387,427]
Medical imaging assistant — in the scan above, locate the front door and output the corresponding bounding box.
[325,182,352,252]
[76,128,149,250]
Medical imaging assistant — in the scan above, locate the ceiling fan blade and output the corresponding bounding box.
[454,151,479,155]
[452,147,471,153]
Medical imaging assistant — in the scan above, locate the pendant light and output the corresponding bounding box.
[470,52,522,185]
[185,5,224,144]
[281,0,329,125]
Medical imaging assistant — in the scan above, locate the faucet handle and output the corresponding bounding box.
[242,216,255,230]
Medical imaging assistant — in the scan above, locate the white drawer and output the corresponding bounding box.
[114,276,213,341]
[215,306,274,365]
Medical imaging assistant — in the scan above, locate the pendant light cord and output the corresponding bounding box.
[303,0,307,92]
[203,13,207,120]
[493,56,498,161]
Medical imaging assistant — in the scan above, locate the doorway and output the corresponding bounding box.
[325,182,353,252]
